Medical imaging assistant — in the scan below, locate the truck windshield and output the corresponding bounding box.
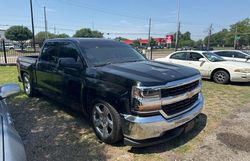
[203,52,225,62]
[81,45,147,67]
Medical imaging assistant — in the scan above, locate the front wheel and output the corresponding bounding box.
[91,100,122,144]
[213,70,230,84]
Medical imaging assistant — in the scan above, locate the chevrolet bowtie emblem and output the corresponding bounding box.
[187,91,194,99]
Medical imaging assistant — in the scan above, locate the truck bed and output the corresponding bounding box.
[17,55,38,65]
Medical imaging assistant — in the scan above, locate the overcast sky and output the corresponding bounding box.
[0,0,249,40]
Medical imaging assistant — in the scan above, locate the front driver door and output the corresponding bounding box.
[186,52,210,77]
[55,41,85,107]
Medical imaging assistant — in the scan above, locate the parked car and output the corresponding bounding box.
[17,38,204,147]
[155,50,250,84]
[0,44,14,51]
[0,84,27,161]
[213,50,250,63]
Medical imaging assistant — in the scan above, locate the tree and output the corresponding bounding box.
[73,28,103,38]
[150,38,157,46]
[5,26,32,50]
[35,31,57,43]
[57,33,70,38]
[114,37,128,41]
[132,39,140,47]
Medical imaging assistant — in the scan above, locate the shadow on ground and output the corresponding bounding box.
[8,95,109,161]
[129,113,207,154]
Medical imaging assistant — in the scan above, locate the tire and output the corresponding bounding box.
[213,70,230,84]
[91,100,122,144]
[22,73,35,97]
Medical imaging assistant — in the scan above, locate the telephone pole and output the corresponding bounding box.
[148,18,152,60]
[175,0,180,51]
[29,0,36,52]
[207,24,213,51]
[44,6,48,39]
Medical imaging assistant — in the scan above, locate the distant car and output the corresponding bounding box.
[0,44,14,51]
[155,50,250,84]
[0,84,26,161]
[213,50,250,63]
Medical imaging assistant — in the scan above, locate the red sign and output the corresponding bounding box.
[166,35,173,44]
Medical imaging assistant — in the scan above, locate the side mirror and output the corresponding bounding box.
[58,58,82,69]
[0,84,20,100]
[199,58,207,62]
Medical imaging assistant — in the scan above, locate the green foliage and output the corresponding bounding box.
[57,33,70,38]
[5,26,32,42]
[114,37,128,41]
[204,18,250,47]
[73,28,103,38]
[173,31,195,47]
[35,31,57,42]
[150,38,157,46]
[132,39,140,47]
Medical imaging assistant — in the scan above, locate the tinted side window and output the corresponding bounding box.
[232,52,246,58]
[170,52,188,60]
[58,42,81,63]
[218,51,233,58]
[40,42,59,63]
[188,52,204,61]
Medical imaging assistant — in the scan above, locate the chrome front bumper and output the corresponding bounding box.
[121,93,204,141]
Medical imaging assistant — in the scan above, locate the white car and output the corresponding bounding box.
[213,50,250,63]
[155,50,250,84]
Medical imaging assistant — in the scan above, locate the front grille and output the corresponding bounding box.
[162,94,199,116]
[161,80,199,98]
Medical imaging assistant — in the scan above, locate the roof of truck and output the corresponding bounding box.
[45,38,128,48]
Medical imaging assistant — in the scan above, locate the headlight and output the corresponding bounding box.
[131,86,161,113]
[234,68,250,73]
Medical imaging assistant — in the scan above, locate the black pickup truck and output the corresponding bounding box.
[17,38,204,147]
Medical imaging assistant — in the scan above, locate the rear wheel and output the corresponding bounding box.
[91,100,122,144]
[22,73,35,97]
[213,70,230,84]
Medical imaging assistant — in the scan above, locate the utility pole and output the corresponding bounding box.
[207,24,213,51]
[54,25,56,34]
[148,18,152,60]
[29,0,36,52]
[175,0,180,51]
[44,6,48,39]
[92,21,95,30]
[234,25,238,49]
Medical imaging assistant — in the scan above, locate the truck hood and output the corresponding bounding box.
[91,61,200,86]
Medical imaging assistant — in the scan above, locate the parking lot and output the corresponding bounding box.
[1,63,250,161]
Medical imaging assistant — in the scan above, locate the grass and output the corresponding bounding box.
[1,66,250,160]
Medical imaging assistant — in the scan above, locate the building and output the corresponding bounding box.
[0,29,6,40]
[122,38,167,46]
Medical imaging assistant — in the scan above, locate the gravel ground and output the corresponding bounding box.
[184,104,250,161]
[7,94,250,161]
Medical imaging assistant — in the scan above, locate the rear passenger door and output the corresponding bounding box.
[36,42,59,95]
[169,52,189,66]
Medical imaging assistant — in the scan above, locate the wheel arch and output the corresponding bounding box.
[211,68,231,80]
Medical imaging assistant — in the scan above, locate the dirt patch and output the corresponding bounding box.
[217,133,250,153]
[184,104,250,161]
